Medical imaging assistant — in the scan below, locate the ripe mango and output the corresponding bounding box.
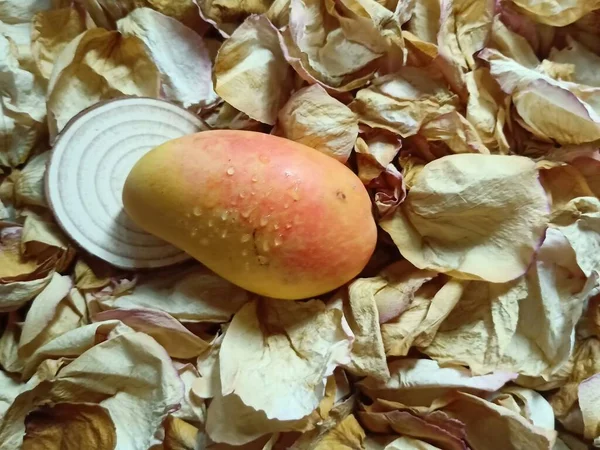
[122,130,377,300]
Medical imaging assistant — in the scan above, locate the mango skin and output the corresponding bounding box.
[122,130,377,300]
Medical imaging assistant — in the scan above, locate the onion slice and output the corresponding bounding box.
[45,97,205,269]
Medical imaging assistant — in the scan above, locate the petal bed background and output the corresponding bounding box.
[1,0,600,449]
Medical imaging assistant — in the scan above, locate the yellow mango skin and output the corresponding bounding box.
[123,130,377,300]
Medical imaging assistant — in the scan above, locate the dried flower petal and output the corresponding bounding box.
[490,15,539,68]
[214,15,291,125]
[438,0,494,71]
[0,34,46,168]
[18,274,78,356]
[100,266,248,323]
[338,286,389,381]
[219,298,352,421]
[311,414,365,450]
[549,37,600,87]
[206,346,339,445]
[31,7,86,79]
[2,330,183,450]
[276,84,358,162]
[465,67,508,151]
[351,68,459,137]
[117,7,217,108]
[509,0,600,27]
[163,416,204,450]
[0,272,54,313]
[381,277,465,356]
[419,110,490,154]
[380,154,549,282]
[442,392,557,449]
[22,403,117,450]
[355,131,402,184]
[13,151,49,208]
[497,386,556,431]
[551,196,600,278]
[193,0,272,38]
[407,0,440,44]
[46,28,160,138]
[578,373,600,441]
[281,0,382,91]
[424,228,594,377]
[360,359,516,406]
[93,308,210,359]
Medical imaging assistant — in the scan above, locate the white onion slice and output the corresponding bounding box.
[45,97,206,269]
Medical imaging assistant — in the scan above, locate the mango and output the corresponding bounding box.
[122,130,377,300]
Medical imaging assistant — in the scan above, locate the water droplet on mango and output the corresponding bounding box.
[226,167,235,175]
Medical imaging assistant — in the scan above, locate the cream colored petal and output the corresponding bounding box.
[350,68,458,137]
[21,320,129,378]
[105,266,249,323]
[381,278,465,356]
[193,0,272,38]
[490,16,539,68]
[0,312,24,373]
[117,7,217,108]
[219,298,353,421]
[551,196,600,277]
[22,403,117,450]
[513,80,600,145]
[578,374,600,441]
[48,332,184,450]
[355,131,402,183]
[407,0,441,44]
[0,0,53,24]
[493,387,555,430]
[0,272,54,313]
[46,28,160,138]
[276,84,358,162]
[214,15,290,125]
[419,110,490,154]
[311,414,366,450]
[442,392,557,450]
[31,7,87,79]
[14,151,49,208]
[93,308,210,359]
[424,229,594,377]
[0,35,46,124]
[172,362,206,426]
[359,359,516,406]
[510,0,600,26]
[341,284,389,381]
[380,154,549,282]
[18,273,74,353]
[550,37,600,88]
[438,0,494,71]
